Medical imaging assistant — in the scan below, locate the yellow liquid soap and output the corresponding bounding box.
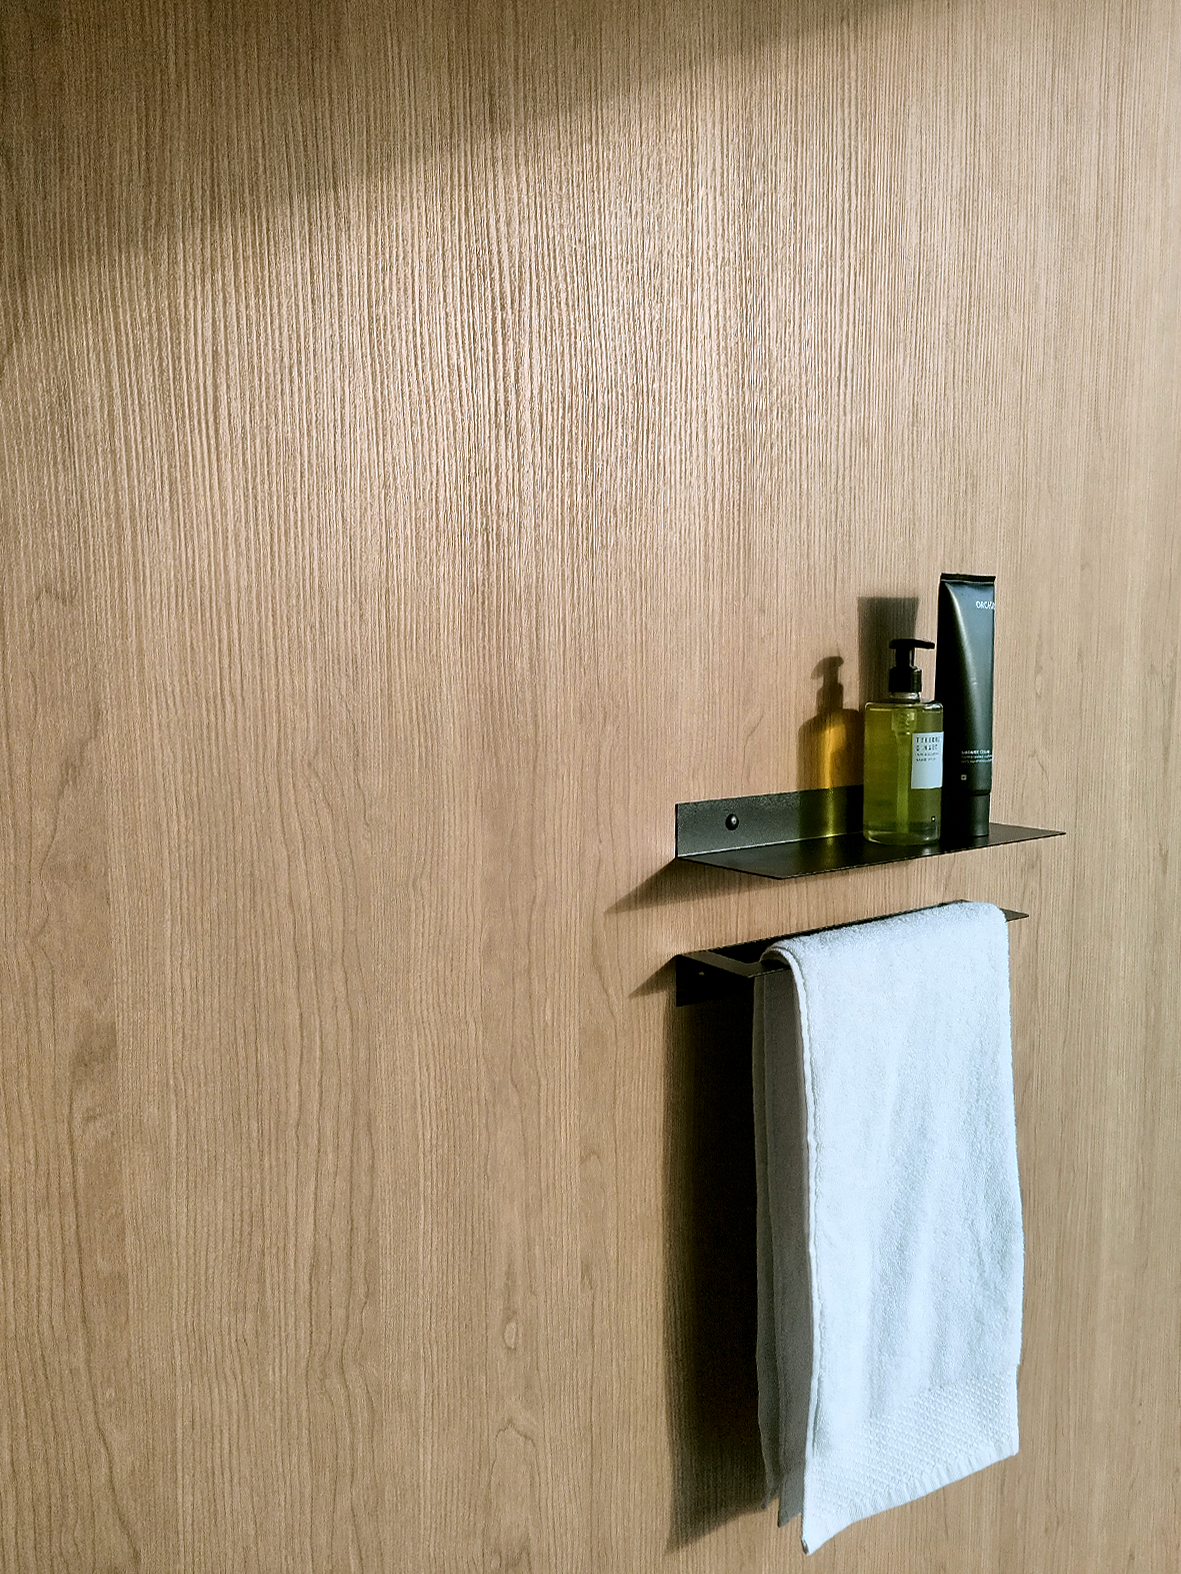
[862,698,943,845]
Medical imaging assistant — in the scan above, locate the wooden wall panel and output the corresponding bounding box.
[1,1,1178,1569]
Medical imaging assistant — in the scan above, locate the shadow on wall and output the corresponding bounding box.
[858,594,920,707]
[797,654,862,790]
[795,596,922,795]
[1,0,912,305]
[663,986,765,1547]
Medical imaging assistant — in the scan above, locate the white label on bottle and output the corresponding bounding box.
[911,731,943,790]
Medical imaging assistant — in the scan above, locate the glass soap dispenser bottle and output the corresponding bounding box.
[862,638,943,845]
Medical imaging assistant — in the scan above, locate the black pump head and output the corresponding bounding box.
[888,638,935,695]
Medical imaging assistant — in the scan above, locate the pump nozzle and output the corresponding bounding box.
[888,638,935,695]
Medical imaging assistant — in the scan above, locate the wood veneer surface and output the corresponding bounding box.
[1,2,1178,1569]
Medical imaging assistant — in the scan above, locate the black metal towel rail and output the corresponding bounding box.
[675,906,1028,1006]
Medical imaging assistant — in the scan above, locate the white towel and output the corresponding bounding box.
[753,901,1024,1553]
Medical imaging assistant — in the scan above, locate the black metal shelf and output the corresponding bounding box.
[675,786,1062,882]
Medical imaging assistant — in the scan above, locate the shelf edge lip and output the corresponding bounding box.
[676,825,1065,854]
[676,785,1064,858]
[675,823,1064,877]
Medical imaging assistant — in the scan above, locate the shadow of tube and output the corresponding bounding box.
[857,595,920,708]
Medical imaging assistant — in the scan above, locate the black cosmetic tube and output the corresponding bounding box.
[934,574,995,842]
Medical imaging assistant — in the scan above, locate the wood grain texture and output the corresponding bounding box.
[1,1,1179,1569]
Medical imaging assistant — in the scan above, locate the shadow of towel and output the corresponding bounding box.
[663,987,765,1548]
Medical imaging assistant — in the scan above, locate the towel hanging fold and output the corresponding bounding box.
[754,900,1024,1552]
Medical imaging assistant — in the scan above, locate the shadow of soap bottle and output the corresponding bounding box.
[797,656,863,795]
